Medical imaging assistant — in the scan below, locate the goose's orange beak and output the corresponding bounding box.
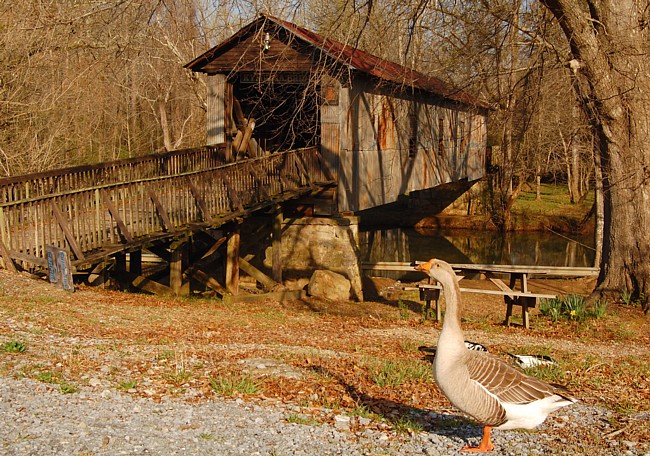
[415,259,434,273]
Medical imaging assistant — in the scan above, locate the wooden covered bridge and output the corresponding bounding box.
[0,16,490,299]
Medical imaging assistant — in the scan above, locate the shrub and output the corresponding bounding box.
[539,297,562,322]
[589,299,608,319]
[561,294,587,321]
[540,294,606,322]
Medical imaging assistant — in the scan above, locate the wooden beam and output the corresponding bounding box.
[170,240,187,295]
[225,225,240,295]
[112,270,173,296]
[0,237,17,272]
[129,250,142,276]
[51,201,85,260]
[239,256,279,290]
[189,268,228,297]
[100,188,133,242]
[222,176,244,212]
[238,119,255,155]
[147,244,171,263]
[272,207,282,283]
[87,260,112,288]
[232,96,246,129]
[148,188,173,231]
[186,179,211,222]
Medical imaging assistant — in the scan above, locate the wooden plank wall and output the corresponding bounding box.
[337,79,487,213]
[0,147,329,272]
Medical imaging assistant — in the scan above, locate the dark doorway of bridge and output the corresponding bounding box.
[234,74,320,152]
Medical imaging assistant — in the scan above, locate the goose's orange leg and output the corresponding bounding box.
[461,425,494,453]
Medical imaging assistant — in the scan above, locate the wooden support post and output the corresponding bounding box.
[88,261,112,288]
[239,256,279,290]
[419,285,441,321]
[148,189,173,231]
[115,252,127,273]
[0,237,17,273]
[51,202,85,260]
[272,206,283,284]
[101,188,133,242]
[504,296,514,326]
[521,297,533,329]
[225,224,240,295]
[170,239,188,296]
[130,250,142,276]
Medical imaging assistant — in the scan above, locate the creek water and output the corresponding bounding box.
[359,226,595,280]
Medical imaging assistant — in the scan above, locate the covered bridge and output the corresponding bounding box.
[185,15,489,215]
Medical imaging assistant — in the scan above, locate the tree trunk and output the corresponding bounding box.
[542,0,650,314]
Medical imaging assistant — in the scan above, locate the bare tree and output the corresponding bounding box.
[540,0,650,313]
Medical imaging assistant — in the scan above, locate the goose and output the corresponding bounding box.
[415,258,577,452]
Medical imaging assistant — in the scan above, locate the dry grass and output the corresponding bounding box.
[0,270,648,450]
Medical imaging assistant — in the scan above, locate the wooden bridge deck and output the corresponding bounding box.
[0,146,333,279]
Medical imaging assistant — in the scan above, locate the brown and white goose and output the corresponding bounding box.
[415,258,576,453]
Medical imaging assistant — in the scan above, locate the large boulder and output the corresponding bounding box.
[308,270,351,301]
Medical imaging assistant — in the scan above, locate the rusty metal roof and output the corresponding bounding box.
[185,15,488,109]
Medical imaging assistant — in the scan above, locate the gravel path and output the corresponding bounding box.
[1,376,646,456]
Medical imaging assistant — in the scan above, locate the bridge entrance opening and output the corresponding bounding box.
[233,72,320,153]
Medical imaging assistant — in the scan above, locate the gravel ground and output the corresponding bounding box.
[1,376,646,456]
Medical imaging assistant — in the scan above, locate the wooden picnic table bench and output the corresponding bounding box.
[363,261,598,329]
[408,283,557,329]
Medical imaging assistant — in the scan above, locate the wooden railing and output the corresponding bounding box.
[0,145,226,203]
[0,146,332,272]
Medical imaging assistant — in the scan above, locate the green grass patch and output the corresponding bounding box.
[367,358,433,388]
[2,340,26,353]
[286,413,320,426]
[209,374,260,396]
[163,369,192,386]
[116,380,137,391]
[35,371,62,384]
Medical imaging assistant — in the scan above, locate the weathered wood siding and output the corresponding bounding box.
[207,75,226,145]
[336,79,487,212]
[200,30,314,74]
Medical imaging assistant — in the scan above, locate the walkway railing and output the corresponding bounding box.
[0,146,227,203]
[0,146,332,272]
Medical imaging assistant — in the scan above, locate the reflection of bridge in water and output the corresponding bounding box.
[359,227,596,280]
[0,146,333,296]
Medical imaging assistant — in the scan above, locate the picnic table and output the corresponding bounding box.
[362,262,599,329]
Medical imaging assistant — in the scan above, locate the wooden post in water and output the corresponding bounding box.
[225,224,240,295]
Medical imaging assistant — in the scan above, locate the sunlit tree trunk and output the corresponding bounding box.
[542,0,650,314]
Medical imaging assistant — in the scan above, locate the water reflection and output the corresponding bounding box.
[359,227,595,279]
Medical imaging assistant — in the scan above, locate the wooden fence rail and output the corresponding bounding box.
[0,146,331,273]
[0,146,227,203]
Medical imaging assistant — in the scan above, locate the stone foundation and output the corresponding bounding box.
[264,216,363,300]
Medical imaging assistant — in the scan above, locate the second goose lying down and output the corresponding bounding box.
[415,258,577,453]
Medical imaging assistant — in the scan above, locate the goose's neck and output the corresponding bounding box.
[440,275,464,341]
